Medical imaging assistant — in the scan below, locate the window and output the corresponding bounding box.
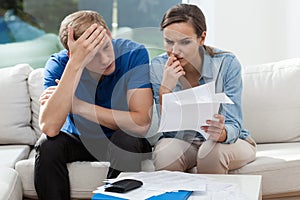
[0,0,181,44]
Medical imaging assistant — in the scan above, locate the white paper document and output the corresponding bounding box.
[158,82,233,139]
[127,170,207,192]
[190,181,247,200]
[93,170,207,200]
[93,171,246,200]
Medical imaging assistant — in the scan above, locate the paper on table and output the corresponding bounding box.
[93,171,208,200]
[191,180,247,200]
[92,171,246,200]
[128,171,207,192]
[158,82,233,139]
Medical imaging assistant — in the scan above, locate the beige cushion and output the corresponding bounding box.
[0,64,37,145]
[0,145,30,168]
[28,68,44,139]
[242,58,300,143]
[0,167,22,200]
[141,141,300,197]
[15,156,110,199]
[230,142,300,195]
[68,161,110,198]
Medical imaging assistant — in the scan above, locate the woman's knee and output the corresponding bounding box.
[197,143,229,174]
[153,138,188,171]
[153,149,183,171]
[153,145,170,170]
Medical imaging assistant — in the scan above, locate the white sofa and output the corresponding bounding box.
[0,55,300,199]
[231,58,300,199]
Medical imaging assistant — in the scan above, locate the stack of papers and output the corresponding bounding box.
[158,82,233,139]
[93,171,207,199]
[92,171,245,200]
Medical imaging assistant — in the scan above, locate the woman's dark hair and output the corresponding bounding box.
[161,4,217,56]
[161,4,206,38]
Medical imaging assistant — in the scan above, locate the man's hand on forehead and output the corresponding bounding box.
[66,23,107,68]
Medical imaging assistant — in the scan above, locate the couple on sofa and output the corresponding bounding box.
[35,4,256,200]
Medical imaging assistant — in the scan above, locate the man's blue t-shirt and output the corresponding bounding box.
[43,38,150,137]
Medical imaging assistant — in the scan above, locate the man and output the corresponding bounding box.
[34,10,153,200]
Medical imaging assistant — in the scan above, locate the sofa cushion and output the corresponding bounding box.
[242,58,300,143]
[0,167,22,200]
[0,33,63,69]
[28,68,44,139]
[68,161,110,198]
[0,64,38,145]
[230,142,300,195]
[0,145,30,168]
[15,156,110,199]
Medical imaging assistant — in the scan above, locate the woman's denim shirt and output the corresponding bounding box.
[150,46,250,144]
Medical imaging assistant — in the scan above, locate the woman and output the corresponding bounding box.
[150,3,256,174]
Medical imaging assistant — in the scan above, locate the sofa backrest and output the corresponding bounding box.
[28,57,300,146]
[0,64,160,146]
[28,68,45,140]
[0,64,43,145]
[2,58,299,146]
[242,58,300,144]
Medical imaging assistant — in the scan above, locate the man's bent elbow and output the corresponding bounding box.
[135,123,151,137]
[139,114,152,136]
[39,122,60,137]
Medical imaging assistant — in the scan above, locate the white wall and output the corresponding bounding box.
[286,1,300,60]
[191,0,300,66]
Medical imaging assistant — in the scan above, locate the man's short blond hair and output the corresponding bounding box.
[59,10,109,50]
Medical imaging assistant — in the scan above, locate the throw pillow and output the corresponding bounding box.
[0,64,37,145]
[242,58,300,143]
[28,68,44,139]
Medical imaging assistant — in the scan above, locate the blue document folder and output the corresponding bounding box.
[91,190,192,200]
[91,193,127,200]
[146,190,192,200]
